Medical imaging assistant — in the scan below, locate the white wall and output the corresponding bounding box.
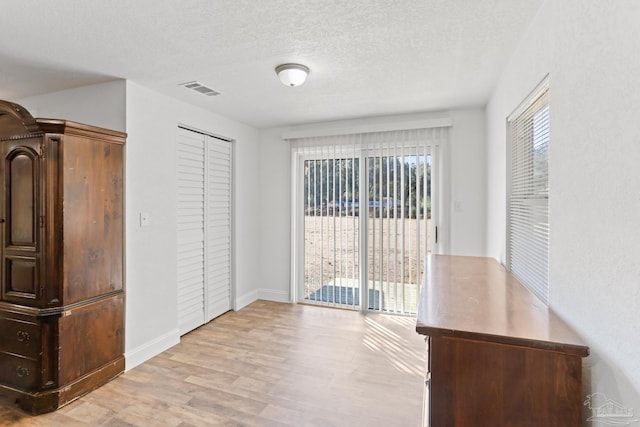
[17,81,262,370]
[449,109,487,256]
[486,0,640,413]
[125,82,261,369]
[124,83,180,368]
[16,80,126,132]
[257,126,292,303]
[258,109,487,300]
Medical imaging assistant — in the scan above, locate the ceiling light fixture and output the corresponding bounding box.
[275,63,309,87]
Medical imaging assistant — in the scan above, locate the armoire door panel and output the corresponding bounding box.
[1,137,43,305]
[3,256,39,301]
[5,146,39,248]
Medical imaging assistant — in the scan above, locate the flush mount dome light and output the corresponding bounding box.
[275,63,309,87]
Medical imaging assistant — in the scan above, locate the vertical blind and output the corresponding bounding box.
[508,86,550,304]
[291,127,448,314]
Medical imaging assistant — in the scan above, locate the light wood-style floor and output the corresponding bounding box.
[0,300,426,426]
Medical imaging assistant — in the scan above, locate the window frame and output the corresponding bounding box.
[506,76,550,304]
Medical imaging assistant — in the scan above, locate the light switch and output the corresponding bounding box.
[140,212,150,227]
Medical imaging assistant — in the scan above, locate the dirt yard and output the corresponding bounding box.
[303,214,430,313]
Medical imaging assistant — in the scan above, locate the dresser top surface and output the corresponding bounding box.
[416,255,589,357]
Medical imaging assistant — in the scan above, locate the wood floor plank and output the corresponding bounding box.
[0,301,425,426]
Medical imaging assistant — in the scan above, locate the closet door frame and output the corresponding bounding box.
[177,125,234,335]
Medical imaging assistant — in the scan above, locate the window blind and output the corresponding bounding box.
[291,127,448,314]
[508,87,550,304]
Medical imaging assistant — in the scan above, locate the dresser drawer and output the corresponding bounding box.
[0,317,40,358]
[0,352,38,390]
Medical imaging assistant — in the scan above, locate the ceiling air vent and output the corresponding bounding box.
[179,81,220,97]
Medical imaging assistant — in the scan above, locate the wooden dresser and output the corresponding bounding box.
[416,255,589,427]
[0,100,125,414]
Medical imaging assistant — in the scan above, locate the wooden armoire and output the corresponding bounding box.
[0,99,125,414]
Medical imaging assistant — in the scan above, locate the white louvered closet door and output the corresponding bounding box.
[204,136,232,322]
[177,127,232,336]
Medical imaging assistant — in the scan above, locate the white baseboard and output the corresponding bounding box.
[235,289,259,310]
[259,289,291,303]
[124,328,180,371]
[235,289,291,310]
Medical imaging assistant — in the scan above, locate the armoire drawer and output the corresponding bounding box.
[0,316,40,358]
[0,352,38,390]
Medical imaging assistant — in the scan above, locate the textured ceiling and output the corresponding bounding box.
[0,0,542,128]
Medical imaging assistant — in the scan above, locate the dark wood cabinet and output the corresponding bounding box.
[0,99,125,414]
[416,255,589,427]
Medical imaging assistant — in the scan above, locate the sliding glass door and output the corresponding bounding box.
[292,129,447,314]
